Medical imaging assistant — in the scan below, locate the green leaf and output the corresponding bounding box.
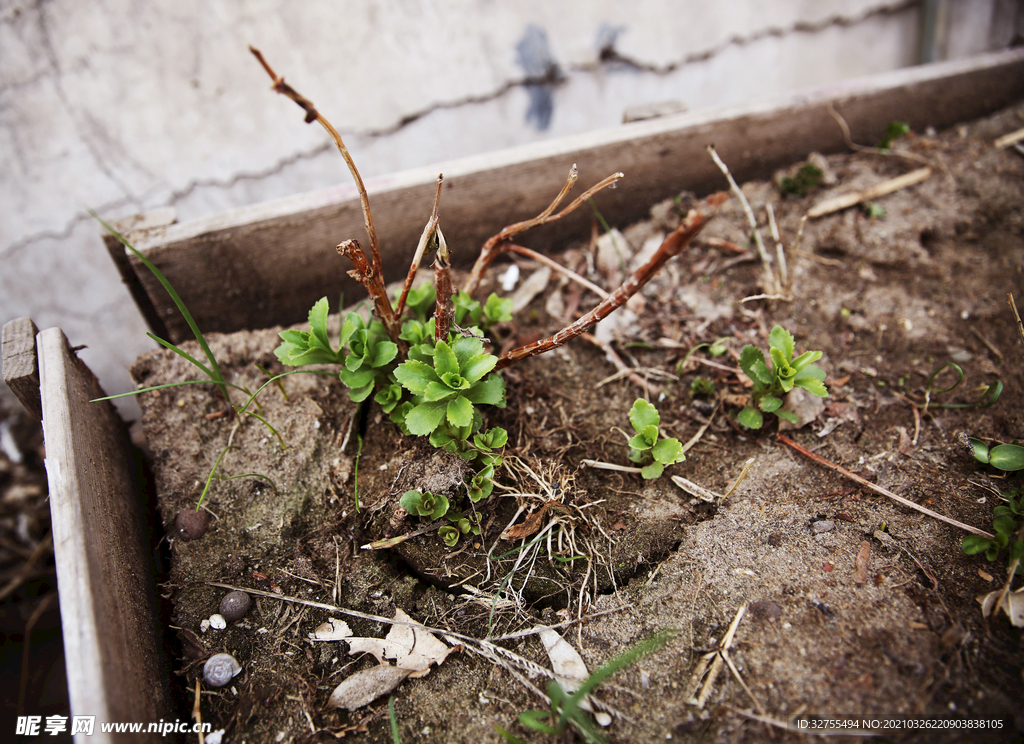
[404,401,448,435]
[433,341,459,378]
[962,535,993,555]
[370,341,398,368]
[791,349,823,373]
[339,312,363,348]
[628,433,653,451]
[278,329,310,347]
[738,406,763,429]
[439,526,460,547]
[760,395,783,413]
[349,382,375,403]
[994,515,1020,536]
[969,438,990,464]
[739,346,767,384]
[465,375,506,407]
[989,444,1024,472]
[629,399,660,433]
[447,395,474,428]
[451,335,486,369]
[339,366,375,390]
[775,409,799,424]
[641,462,664,479]
[652,438,684,466]
[769,325,795,362]
[796,377,829,398]
[461,353,497,384]
[424,381,457,402]
[394,360,439,395]
[308,297,331,350]
[400,490,425,513]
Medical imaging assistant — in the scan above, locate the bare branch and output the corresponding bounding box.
[396,175,444,318]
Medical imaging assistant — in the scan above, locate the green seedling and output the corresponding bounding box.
[399,490,449,520]
[509,630,673,744]
[779,163,824,197]
[967,438,1024,472]
[626,399,685,479]
[962,487,1024,574]
[690,376,716,398]
[388,696,402,744]
[862,201,885,219]
[878,120,910,150]
[738,325,828,429]
[922,362,1002,412]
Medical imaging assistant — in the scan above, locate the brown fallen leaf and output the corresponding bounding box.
[345,608,451,678]
[854,541,871,584]
[501,502,553,541]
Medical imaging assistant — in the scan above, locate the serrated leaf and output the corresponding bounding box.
[629,399,660,433]
[652,438,684,465]
[423,381,456,402]
[738,406,763,429]
[394,360,439,395]
[309,297,331,350]
[432,341,458,378]
[628,433,652,451]
[769,325,795,361]
[274,343,306,366]
[796,377,829,398]
[461,353,497,384]
[760,395,783,413]
[641,462,664,480]
[404,401,448,435]
[739,345,764,379]
[769,347,792,377]
[450,335,486,369]
[447,395,474,428]
[281,347,340,366]
[279,329,310,346]
[465,375,505,407]
[791,349,823,372]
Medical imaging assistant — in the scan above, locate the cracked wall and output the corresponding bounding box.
[0,0,1016,417]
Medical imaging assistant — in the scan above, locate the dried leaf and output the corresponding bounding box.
[344,608,451,679]
[310,618,352,641]
[538,627,588,693]
[509,266,551,314]
[854,541,871,584]
[501,502,552,541]
[327,665,411,711]
[978,587,1024,626]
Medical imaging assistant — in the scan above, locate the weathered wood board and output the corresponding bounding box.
[35,327,173,743]
[105,48,1024,343]
[2,317,42,420]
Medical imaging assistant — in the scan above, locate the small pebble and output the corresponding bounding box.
[209,614,227,630]
[812,520,835,534]
[174,508,210,541]
[219,590,252,622]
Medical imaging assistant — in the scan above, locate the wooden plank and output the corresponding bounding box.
[3,317,42,420]
[118,48,1024,342]
[37,327,174,743]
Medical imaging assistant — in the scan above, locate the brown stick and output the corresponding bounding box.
[396,175,444,318]
[495,194,726,369]
[506,244,609,299]
[776,434,993,538]
[433,229,454,343]
[337,239,400,340]
[463,167,624,296]
[251,46,398,339]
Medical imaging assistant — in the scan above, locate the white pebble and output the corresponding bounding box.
[499,264,520,291]
[209,613,227,630]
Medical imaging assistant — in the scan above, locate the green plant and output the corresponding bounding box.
[922,362,1002,412]
[878,120,910,150]
[737,325,828,429]
[862,201,885,219]
[508,630,673,744]
[967,438,1024,472]
[962,487,1024,574]
[626,399,685,479]
[399,490,450,520]
[690,376,716,398]
[779,163,824,197]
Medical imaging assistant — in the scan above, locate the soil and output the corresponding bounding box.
[131,102,1024,743]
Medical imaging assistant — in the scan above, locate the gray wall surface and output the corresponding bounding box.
[1,0,1018,419]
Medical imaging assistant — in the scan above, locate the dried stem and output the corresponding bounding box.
[506,244,609,300]
[495,194,725,369]
[337,239,400,340]
[250,46,398,339]
[766,203,789,289]
[707,146,773,283]
[396,175,444,319]
[433,228,454,342]
[1009,292,1024,353]
[777,434,993,538]
[463,166,624,296]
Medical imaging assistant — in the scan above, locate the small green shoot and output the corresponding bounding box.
[690,376,716,398]
[878,120,910,150]
[962,487,1024,574]
[779,163,824,197]
[923,362,1002,412]
[516,630,673,743]
[862,201,886,219]
[388,696,402,744]
[626,399,685,479]
[967,438,1024,472]
[738,325,828,429]
[399,490,450,520]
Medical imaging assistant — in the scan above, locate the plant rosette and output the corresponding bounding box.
[627,399,685,480]
[737,325,828,429]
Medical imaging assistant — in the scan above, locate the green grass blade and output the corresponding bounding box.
[90,210,230,404]
[388,697,402,744]
[146,332,215,379]
[239,409,287,450]
[196,444,238,510]
[212,472,278,493]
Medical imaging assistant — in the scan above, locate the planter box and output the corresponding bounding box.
[6,48,1024,737]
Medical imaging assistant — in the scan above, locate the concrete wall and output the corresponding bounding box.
[1,0,1017,417]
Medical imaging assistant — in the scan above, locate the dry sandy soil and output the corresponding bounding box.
[130,101,1024,743]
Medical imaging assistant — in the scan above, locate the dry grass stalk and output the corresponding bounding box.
[994,126,1024,149]
[777,434,993,538]
[807,167,932,219]
[463,165,624,296]
[396,175,444,318]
